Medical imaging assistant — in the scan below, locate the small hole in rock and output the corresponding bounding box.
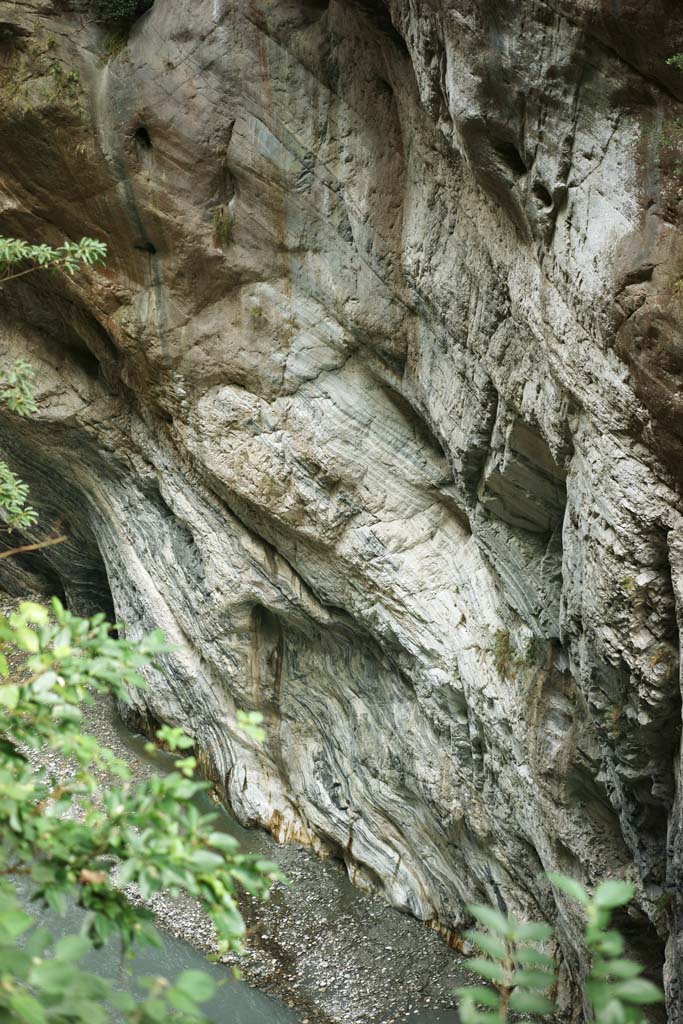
[532,181,553,209]
[134,125,152,148]
[134,240,156,254]
[493,141,527,178]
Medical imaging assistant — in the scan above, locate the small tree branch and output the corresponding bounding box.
[0,534,67,560]
[0,265,51,285]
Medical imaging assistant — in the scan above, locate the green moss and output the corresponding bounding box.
[492,629,512,676]
[518,635,543,667]
[100,28,129,60]
[212,205,232,245]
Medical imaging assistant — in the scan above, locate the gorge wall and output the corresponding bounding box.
[0,0,682,1016]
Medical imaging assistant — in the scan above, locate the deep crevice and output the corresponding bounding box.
[134,124,152,149]
[493,140,528,178]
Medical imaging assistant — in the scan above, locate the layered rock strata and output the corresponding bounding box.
[0,0,682,1016]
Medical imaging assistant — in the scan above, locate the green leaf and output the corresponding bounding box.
[175,969,217,1002]
[19,602,49,625]
[464,929,506,960]
[0,948,32,976]
[29,958,77,993]
[586,979,614,1010]
[511,969,555,990]
[110,992,137,1012]
[592,959,643,981]
[598,998,627,1024]
[596,932,626,957]
[189,850,224,871]
[514,947,555,969]
[612,979,664,1005]
[458,1001,504,1024]
[468,958,506,984]
[454,986,501,1008]
[546,872,588,905]
[141,996,166,1021]
[55,934,92,961]
[14,627,39,653]
[25,927,52,957]
[9,992,48,1024]
[467,904,512,937]
[166,988,205,1015]
[594,880,635,910]
[208,831,239,853]
[33,672,59,694]
[514,920,552,942]
[0,683,19,709]
[0,906,34,938]
[509,990,556,1014]
[213,906,245,940]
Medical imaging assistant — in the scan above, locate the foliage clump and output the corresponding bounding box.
[0,598,281,1023]
[0,236,107,286]
[456,875,663,1024]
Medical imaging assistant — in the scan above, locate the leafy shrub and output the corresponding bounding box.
[0,598,281,1023]
[456,875,663,1024]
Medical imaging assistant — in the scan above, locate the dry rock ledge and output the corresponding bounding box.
[0,0,682,1019]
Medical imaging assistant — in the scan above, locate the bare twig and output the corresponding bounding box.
[0,534,67,560]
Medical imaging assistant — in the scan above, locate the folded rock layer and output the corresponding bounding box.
[0,0,682,1016]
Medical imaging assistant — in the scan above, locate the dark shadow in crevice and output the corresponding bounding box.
[531,180,553,209]
[134,124,152,149]
[493,139,528,178]
[352,0,409,53]
[380,380,450,464]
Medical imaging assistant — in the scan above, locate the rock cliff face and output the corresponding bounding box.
[1,0,682,1015]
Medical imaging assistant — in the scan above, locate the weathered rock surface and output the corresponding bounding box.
[0,0,682,1017]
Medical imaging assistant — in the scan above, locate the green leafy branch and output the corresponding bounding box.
[0,461,37,530]
[455,905,555,1024]
[0,237,107,286]
[0,235,105,538]
[0,599,282,1024]
[456,875,663,1024]
[548,875,663,1024]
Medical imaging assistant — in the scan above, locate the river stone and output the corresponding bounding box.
[0,0,681,1016]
